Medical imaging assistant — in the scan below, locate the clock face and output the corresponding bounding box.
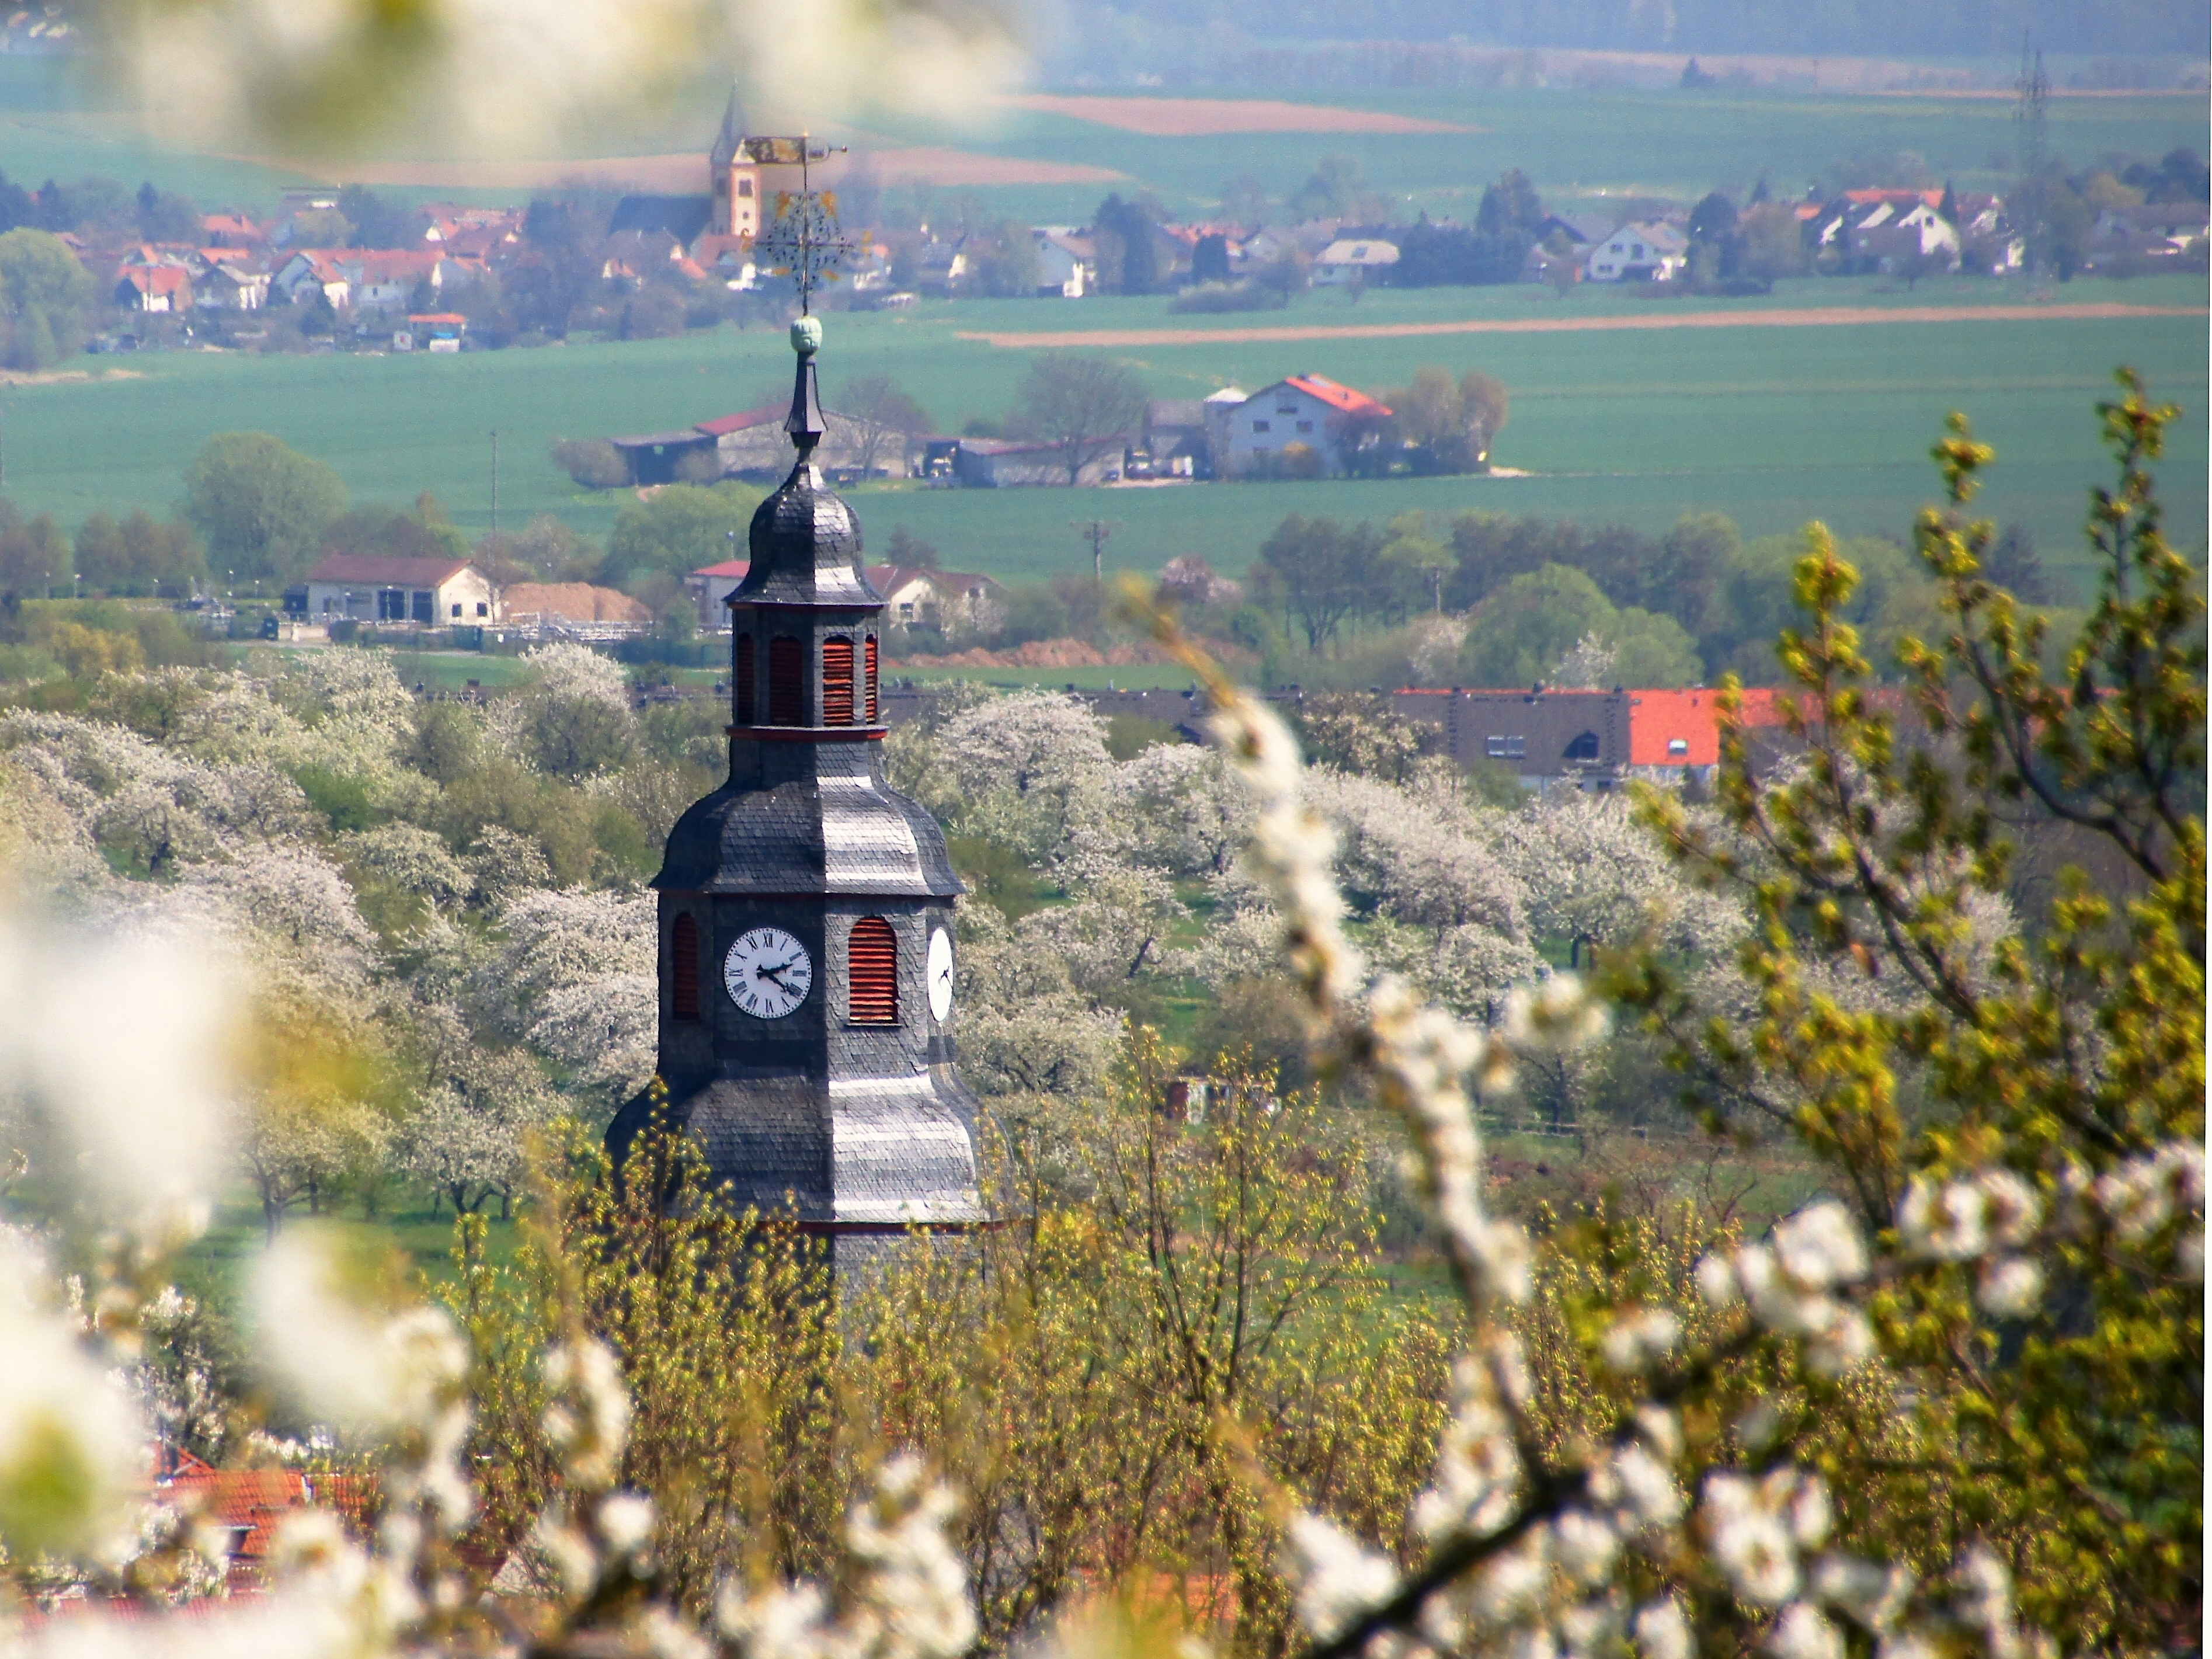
[926,926,954,1022]
[723,927,813,1020]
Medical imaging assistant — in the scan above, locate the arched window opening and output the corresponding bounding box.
[822,635,855,725]
[1564,730,1601,762]
[848,917,897,1025]
[864,634,879,724]
[768,636,805,725]
[671,914,700,1021]
[734,635,755,725]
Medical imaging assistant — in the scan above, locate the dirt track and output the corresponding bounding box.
[264,146,1122,190]
[992,94,1475,135]
[957,302,2205,350]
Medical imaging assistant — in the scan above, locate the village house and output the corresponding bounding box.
[608,403,912,486]
[1218,374,1390,478]
[1387,686,1785,790]
[1585,220,1689,281]
[199,212,267,248]
[344,249,452,308]
[1314,236,1400,286]
[289,554,499,624]
[1031,228,1094,297]
[113,265,191,312]
[924,436,1115,487]
[270,251,352,308]
[687,559,1001,630]
[196,260,268,309]
[1846,198,1960,272]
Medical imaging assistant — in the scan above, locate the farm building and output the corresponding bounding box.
[1219,374,1390,478]
[290,555,499,624]
[608,405,913,486]
[1032,229,1095,297]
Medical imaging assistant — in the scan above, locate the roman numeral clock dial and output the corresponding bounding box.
[724,927,813,1020]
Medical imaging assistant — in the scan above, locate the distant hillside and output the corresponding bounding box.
[1041,0,2210,85]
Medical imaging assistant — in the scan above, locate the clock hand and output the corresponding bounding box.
[756,959,797,986]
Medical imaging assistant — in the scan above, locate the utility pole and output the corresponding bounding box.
[2013,33,2050,280]
[489,429,500,537]
[1072,517,1120,587]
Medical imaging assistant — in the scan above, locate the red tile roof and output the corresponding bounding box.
[694,405,784,437]
[1627,687,1785,767]
[1281,373,1392,418]
[119,266,191,295]
[305,554,474,586]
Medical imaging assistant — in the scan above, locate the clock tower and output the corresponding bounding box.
[606,317,982,1266]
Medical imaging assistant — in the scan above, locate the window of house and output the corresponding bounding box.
[734,635,756,724]
[1667,738,1690,757]
[848,917,897,1025]
[1632,244,1646,258]
[1276,404,1297,415]
[767,636,805,725]
[1564,730,1601,761]
[1252,420,1271,434]
[864,634,879,725]
[450,603,462,618]
[1296,420,1313,433]
[378,589,406,621]
[671,914,700,1021]
[412,591,434,622]
[822,635,855,725]
[737,178,753,199]
[475,601,488,617]
[899,601,915,620]
[1484,735,1526,759]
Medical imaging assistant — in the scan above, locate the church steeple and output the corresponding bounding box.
[608,318,983,1261]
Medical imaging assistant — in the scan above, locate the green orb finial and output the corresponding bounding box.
[790,315,823,356]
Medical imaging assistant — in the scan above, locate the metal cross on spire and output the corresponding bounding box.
[746,133,855,316]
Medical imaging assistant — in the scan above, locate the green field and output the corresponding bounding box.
[0,61,2201,594]
[7,275,2201,595]
[5,54,2204,225]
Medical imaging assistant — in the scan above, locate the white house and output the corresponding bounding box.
[1585,221,1689,282]
[291,555,499,624]
[1848,200,1960,270]
[196,262,267,310]
[1313,238,1400,286]
[1220,374,1391,478]
[272,251,352,308]
[1031,229,1094,298]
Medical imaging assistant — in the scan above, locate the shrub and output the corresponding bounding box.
[550,438,628,491]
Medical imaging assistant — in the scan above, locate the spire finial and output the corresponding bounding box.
[785,314,826,455]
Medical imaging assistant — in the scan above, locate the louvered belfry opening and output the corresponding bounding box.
[864,634,879,724]
[822,635,855,725]
[734,635,756,725]
[670,913,700,1020]
[768,635,805,725]
[847,917,897,1025]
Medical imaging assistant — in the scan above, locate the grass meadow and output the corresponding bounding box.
[8,274,2201,596]
[0,58,2200,595]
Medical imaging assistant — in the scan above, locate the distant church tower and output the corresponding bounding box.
[709,82,764,239]
[607,318,983,1263]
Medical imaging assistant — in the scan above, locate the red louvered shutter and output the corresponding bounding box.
[822,636,854,725]
[864,634,879,724]
[768,635,804,725]
[671,914,700,1020]
[734,635,755,725]
[847,917,896,1024]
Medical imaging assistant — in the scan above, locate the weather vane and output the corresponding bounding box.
[746,133,856,317]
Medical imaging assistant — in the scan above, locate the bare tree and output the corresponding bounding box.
[839,373,933,479]
[1009,353,1148,485]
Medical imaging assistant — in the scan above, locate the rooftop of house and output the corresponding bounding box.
[1278,373,1392,418]
[303,554,475,586]
[694,405,786,437]
[502,582,651,624]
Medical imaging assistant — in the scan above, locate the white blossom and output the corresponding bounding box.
[1599,1308,1681,1376]
[1632,1597,1693,1659]
[1285,1512,1400,1640]
[1975,1256,2044,1319]
[252,1227,469,1434]
[1765,1602,1842,1659]
[1808,1554,1912,1633]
